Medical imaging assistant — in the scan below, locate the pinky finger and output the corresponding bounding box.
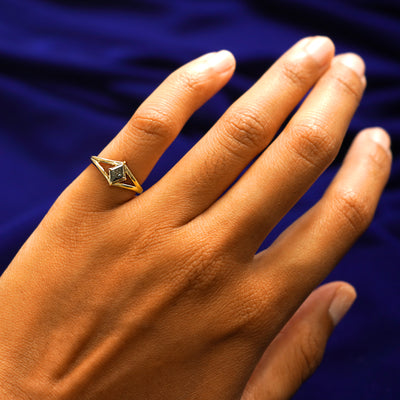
[252,127,392,305]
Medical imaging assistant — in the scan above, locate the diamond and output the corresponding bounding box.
[109,164,126,184]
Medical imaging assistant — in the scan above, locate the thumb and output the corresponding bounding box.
[241,281,357,400]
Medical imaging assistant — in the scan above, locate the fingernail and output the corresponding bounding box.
[329,285,357,326]
[338,53,365,78]
[207,50,235,74]
[305,36,335,66]
[365,127,391,151]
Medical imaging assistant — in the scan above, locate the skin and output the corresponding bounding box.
[0,37,391,399]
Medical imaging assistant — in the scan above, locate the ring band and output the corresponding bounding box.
[90,156,143,194]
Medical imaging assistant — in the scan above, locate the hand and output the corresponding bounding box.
[0,36,391,400]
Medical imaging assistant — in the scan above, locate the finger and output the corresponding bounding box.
[153,36,335,225]
[252,128,391,322]
[203,53,367,257]
[70,50,236,209]
[241,282,356,400]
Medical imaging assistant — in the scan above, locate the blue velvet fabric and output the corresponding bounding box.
[0,0,399,398]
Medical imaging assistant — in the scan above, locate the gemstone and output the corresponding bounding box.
[109,164,126,184]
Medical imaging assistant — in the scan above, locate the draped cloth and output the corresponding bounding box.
[0,1,399,398]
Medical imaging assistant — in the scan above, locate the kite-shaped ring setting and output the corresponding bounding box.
[90,156,143,194]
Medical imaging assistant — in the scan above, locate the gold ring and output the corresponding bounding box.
[90,156,143,194]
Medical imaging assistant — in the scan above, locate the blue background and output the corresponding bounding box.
[0,0,399,398]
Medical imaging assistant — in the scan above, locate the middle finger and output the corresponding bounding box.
[202,53,366,256]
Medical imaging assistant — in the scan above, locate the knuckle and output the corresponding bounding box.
[333,189,373,233]
[167,62,214,96]
[297,324,325,379]
[180,253,269,336]
[280,58,313,87]
[367,141,392,172]
[175,66,212,94]
[167,228,230,295]
[221,108,268,156]
[237,294,263,329]
[288,120,339,169]
[127,107,175,144]
[331,68,364,102]
[232,277,272,336]
[183,249,225,293]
